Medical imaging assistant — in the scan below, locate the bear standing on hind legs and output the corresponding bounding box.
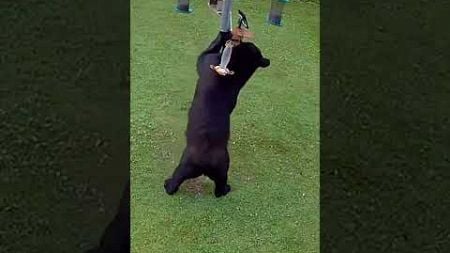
[164,0,270,197]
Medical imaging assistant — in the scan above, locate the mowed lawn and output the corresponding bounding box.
[131,0,319,252]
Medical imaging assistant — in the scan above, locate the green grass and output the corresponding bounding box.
[131,0,319,252]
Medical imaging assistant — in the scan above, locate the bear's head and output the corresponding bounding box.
[227,41,270,80]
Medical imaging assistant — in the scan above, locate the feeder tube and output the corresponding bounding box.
[220,0,233,32]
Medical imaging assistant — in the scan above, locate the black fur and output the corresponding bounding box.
[164,31,270,197]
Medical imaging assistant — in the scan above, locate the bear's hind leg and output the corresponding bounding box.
[205,149,231,198]
[210,170,231,198]
[164,164,200,195]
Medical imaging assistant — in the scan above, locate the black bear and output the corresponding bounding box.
[164,30,270,197]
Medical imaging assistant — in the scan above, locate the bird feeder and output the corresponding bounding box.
[268,0,288,26]
[208,0,222,14]
[176,0,192,13]
[215,0,224,14]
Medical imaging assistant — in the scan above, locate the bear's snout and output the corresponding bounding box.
[260,58,270,68]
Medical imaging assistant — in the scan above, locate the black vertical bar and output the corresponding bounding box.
[0,0,130,252]
[321,0,450,252]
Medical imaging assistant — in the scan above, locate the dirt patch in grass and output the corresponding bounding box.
[182,176,208,195]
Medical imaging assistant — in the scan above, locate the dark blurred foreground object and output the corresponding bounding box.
[86,180,130,253]
[268,0,289,26]
[176,0,193,13]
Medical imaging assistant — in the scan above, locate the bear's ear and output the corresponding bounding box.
[259,57,270,68]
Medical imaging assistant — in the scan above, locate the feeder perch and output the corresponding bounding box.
[268,0,288,26]
[176,0,193,13]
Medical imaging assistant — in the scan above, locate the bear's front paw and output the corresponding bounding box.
[214,184,231,198]
[164,178,178,195]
